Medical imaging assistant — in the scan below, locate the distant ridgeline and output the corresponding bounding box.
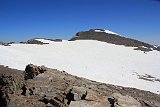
[19,38,62,44]
[70,29,160,52]
[0,41,14,46]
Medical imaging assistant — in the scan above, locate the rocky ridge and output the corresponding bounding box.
[19,38,62,44]
[0,42,14,46]
[26,39,48,45]
[0,64,160,107]
[70,29,160,52]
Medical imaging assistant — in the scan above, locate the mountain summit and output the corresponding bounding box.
[70,29,159,52]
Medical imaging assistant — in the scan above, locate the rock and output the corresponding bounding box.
[85,90,106,101]
[24,64,47,80]
[70,29,158,51]
[134,46,153,52]
[0,64,160,107]
[0,42,11,46]
[26,39,44,44]
[49,98,65,107]
[157,46,160,51]
[111,93,141,107]
[0,65,25,107]
[71,86,87,101]
[139,100,160,107]
[20,41,26,44]
[70,100,110,107]
[54,94,66,103]
[53,39,62,42]
[85,90,109,106]
[8,94,46,107]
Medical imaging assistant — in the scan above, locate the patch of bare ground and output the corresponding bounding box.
[134,72,160,83]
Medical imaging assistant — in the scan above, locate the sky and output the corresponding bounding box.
[0,0,160,45]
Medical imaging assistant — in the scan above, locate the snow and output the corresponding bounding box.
[140,46,148,48]
[35,39,54,43]
[104,30,119,35]
[93,29,119,35]
[0,39,160,94]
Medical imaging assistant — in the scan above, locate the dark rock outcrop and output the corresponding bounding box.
[46,38,62,42]
[0,42,14,46]
[157,46,160,51]
[53,39,62,42]
[70,29,159,52]
[22,38,62,44]
[0,65,25,107]
[0,64,160,107]
[26,39,47,44]
[24,64,47,80]
[26,38,62,45]
[134,46,153,52]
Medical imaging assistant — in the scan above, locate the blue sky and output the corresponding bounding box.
[0,0,160,45]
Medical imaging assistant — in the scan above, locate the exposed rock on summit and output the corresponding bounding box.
[70,29,159,52]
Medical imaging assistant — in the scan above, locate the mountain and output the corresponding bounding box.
[0,29,160,95]
[0,29,160,106]
[70,29,159,52]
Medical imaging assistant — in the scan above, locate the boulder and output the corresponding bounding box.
[85,90,107,101]
[71,86,87,101]
[111,93,141,107]
[24,64,47,80]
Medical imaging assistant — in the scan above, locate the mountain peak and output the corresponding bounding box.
[70,29,160,52]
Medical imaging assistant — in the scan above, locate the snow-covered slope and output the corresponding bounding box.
[0,39,160,94]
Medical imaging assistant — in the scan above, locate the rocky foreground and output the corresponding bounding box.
[0,64,160,107]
